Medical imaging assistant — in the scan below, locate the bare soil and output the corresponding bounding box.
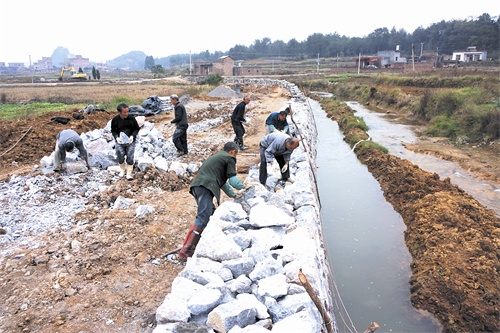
[0,82,498,333]
[0,84,288,333]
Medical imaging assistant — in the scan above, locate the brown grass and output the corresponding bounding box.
[0,80,212,105]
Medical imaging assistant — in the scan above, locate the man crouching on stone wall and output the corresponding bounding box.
[111,103,140,180]
[172,142,245,262]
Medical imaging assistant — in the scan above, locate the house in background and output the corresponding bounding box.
[193,55,234,76]
[452,46,487,62]
[33,57,53,72]
[193,56,262,76]
[377,45,407,67]
[66,55,90,70]
[355,56,382,68]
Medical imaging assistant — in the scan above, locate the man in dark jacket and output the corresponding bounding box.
[54,129,89,172]
[170,94,189,156]
[231,95,250,150]
[175,142,245,261]
[259,132,300,186]
[111,103,140,180]
[265,108,289,135]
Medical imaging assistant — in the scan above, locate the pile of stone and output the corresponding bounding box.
[153,79,336,333]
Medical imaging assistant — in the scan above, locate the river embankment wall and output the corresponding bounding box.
[153,79,337,333]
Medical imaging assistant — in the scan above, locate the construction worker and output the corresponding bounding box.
[231,95,250,150]
[170,94,189,156]
[259,132,300,186]
[265,107,290,135]
[111,103,140,180]
[174,142,245,262]
[53,129,89,172]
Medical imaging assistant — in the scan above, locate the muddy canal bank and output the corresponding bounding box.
[330,101,500,333]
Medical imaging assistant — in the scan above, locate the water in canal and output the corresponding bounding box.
[348,101,499,217]
[312,99,442,332]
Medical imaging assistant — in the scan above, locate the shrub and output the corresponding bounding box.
[425,116,459,138]
[339,114,369,132]
[356,141,388,154]
[206,74,223,86]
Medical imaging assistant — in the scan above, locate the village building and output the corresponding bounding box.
[355,56,382,68]
[65,55,90,70]
[33,57,53,72]
[7,62,25,69]
[377,46,407,67]
[452,46,487,62]
[193,56,262,76]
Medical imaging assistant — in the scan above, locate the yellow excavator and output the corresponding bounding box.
[58,67,88,81]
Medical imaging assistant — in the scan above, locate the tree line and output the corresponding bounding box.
[147,14,498,69]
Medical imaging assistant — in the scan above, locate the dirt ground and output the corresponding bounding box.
[0,84,289,333]
[0,82,499,333]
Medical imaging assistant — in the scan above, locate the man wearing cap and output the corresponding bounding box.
[259,132,300,186]
[111,103,140,179]
[53,129,89,172]
[170,94,189,156]
[231,95,250,150]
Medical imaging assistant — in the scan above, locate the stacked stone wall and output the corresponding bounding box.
[154,79,337,333]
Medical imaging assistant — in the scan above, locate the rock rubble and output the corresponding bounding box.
[154,79,336,333]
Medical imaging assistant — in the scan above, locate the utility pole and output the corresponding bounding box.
[358,53,361,74]
[411,44,415,71]
[29,55,33,83]
[189,51,192,75]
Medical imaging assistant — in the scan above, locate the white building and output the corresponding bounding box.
[452,46,487,62]
[377,46,407,67]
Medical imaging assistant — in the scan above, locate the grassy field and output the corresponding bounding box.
[0,80,212,120]
[1,60,499,144]
[289,70,500,145]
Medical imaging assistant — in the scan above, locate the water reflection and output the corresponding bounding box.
[312,99,441,332]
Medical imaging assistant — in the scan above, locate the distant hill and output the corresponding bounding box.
[107,51,147,71]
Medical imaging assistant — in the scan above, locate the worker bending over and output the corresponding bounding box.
[265,107,290,135]
[54,129,89,172]
[259,132,300,186]
[174,142,245,261]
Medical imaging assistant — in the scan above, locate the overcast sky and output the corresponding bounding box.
[1,0,498,65]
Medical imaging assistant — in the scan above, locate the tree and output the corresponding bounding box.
[144,55,155,70]
[151,64,166,77]
[92,66,96,80]
[96,70,100,80]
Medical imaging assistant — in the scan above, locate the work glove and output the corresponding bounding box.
[116,137,123,144]
[281,163,289,173]
[129,136,134,143]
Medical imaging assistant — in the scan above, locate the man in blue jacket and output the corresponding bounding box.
[265,108,289,135]
[175,141,245,261]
